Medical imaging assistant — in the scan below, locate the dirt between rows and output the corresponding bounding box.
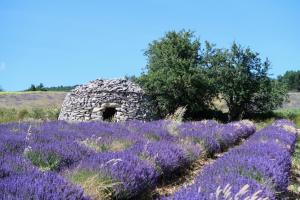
[151,147,236,199]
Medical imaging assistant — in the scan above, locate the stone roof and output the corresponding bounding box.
[72,79,144,95]
[58,78,149,122]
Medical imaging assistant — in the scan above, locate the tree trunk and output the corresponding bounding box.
[228,105,243,121]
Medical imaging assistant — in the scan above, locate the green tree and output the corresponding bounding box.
[208,42,288,120]
[28,84,36,91]
[26,83,47,91]
[138,30,215,119]
[0,86,3,92]
[125,75,138,83]
[278,70,300,91]
[36,83,47,91]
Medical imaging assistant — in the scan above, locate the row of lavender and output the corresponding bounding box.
[0,120,255,199]
[166,119,298,200]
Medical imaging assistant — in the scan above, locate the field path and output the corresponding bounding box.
[285,129,300,200]
[152,139,246,199]
[152,155,217,199]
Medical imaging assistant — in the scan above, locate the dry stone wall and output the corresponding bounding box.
[58,79,150,122]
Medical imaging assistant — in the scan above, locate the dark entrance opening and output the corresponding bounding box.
[102,107,117,121]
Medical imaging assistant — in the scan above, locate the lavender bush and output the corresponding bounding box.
[72,152,159,199]
[0,119,256,199]
[0,170,85,200]
[166,120,297,199]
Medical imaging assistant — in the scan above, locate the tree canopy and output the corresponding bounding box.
[207,43,288,120]
[25,84,76,92]
[138,30,288,121]
[278,70,300,91]
[25,83,47,91]
[138,30,215,119]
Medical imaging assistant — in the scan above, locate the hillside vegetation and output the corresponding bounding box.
[0,91,66,123]
[1,91,300,124]
[138,30,287,121]
[0,91,67,108]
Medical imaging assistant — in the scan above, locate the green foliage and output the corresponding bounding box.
[0,107,60,123]
[278,70,300,91]
[0,108,21,123]
[207,42,288,120]
[274,108,300,127]
[125,75,138,83]
[138,30,215,119]
[45,108,60,119]
[24,150,61,171]
[253,108,300,130]
[144,133,161,141]
[288,137,300,197]
[239,169,266,185]
[25,83,75,92]
[68,170,117,200]
[26,83,47,91]
[44,85,76,92]
[17,109,30,120]
[138,31,288,121]
[31,108,46,119]
[0,86,3,92]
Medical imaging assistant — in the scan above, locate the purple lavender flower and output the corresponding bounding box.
[0,171,85,200]
[0,119,258,199]
[74,151,159,199]
[166,120,296,199]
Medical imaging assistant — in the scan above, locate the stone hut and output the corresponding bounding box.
[58,79,149,122]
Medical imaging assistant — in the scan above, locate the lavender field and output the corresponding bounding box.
[0,119,297,199]
[1,1,299,199]
[166,120,298,200]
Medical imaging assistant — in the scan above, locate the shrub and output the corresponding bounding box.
[138,30,215,119]
[17,109,29,120]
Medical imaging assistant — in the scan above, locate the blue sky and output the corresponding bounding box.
[0,0,299,91]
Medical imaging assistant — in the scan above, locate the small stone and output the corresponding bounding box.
[92,107,102,113]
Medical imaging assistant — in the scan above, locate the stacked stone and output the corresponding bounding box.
[58,79,149,122]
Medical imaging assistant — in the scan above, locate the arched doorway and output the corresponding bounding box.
[102,107,117,122]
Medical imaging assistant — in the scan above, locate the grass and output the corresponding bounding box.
[287,131,300,198]
[80,138,133,153]
[68,170,119,200]
[274,108,300,127]
[0,91,65,123]
[0,107,60,123]
[253,108,300,130]
[145,133,161,141]
[24,150,61,171]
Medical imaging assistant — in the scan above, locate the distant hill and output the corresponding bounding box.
[0,91,299,111]
[212,92,300,113]
[24,84,77,92]
[0,92,67,109]
[282,92,300,109]
[44,85,77,92]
